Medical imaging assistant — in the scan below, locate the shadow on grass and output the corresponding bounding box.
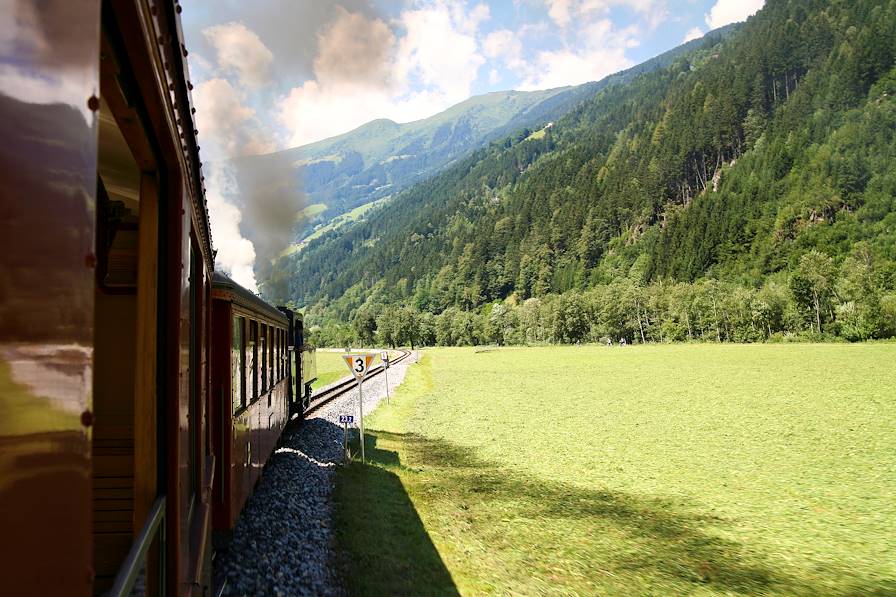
[336,432,459,596]
[337,429,890,596]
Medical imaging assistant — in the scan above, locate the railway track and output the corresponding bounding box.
[304,349,413,416]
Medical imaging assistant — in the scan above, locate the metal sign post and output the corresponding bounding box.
[342,353,374,463]
[381,351,390,404]
[357,380,365,462]
[338,415,354,462]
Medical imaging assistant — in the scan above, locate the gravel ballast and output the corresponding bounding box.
[214,351,417,596]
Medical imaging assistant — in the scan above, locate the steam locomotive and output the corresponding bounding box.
[0,1,315,595]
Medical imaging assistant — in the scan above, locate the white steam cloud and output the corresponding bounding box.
[205,165,258,291]
[192,21,298,294]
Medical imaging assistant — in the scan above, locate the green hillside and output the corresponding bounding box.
[232,85,597,246]
[281,0,896,346]
[240,28,732,269]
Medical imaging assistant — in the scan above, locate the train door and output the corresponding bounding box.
[90,14,166,595]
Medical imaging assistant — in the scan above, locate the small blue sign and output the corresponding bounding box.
[339,415,354,424]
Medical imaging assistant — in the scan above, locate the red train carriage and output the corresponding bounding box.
[1,0,215,594]
[209,273,291,538]
[210,274,317,541]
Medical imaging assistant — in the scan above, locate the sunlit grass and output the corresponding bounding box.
[311,350,351,390]
[336,344,896,595]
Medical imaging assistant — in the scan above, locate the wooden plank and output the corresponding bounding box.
[93,477,134,489]
[94,454,134,476]
[93,487,133,500]
[133,172,158,535]
[93,499,134,511]
[93,424,135,440]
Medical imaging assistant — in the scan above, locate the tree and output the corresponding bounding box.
[376,310,400,348]
[552,292,590,343]
[352,306,378,346]
[791,251,837,334]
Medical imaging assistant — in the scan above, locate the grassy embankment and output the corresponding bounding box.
[335,344,896,595]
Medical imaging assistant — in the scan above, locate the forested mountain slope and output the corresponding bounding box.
[285,0,896,346]
[244,27,735,260]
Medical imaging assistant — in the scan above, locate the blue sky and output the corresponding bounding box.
[183,0,764,157]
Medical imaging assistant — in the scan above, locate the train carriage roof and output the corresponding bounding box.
[212,272,288,324]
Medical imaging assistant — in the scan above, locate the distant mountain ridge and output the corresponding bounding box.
[235,24,739,262]
[233,84,600,248]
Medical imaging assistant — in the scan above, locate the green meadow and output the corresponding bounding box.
[335,344,896,595]
[311,350,351,390]
[311,349,401,390]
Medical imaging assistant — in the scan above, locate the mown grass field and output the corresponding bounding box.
[311,349,401,390]
[311,350,350,390]
[335,344,896,595]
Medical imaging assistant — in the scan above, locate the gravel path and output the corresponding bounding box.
[215,351,417,596]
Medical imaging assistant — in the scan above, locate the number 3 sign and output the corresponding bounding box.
[343,353,375,381]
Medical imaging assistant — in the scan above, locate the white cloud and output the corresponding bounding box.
[312,6,396,90]
[483,29,525,71]
[192,77,275,159]
[202,22,274,88]
[705,0,764,29]
[393,3,486,106]
[278,2,488,147]
[542,0,666,28]
[545,0,573,26]
[683,26,703,42]
[518,19,637,90]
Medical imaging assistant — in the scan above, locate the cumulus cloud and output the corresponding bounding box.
[192,77,274,159]
[202,22,274,88]
[278,2,489,147]
[705,0,764,29]
[542,0,666,28]
[683,26,703,42]
[483,29,525,71]
[518,19,638,90]
[312,6,396,90]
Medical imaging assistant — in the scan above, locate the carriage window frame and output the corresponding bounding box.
[247,320,257,402]
[268,325,274,388]
[232,315,246,414]
[260,322,268,395]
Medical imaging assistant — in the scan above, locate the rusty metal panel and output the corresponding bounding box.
[0,1,102,594]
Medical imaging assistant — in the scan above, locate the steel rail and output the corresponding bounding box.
[304,349,412,415]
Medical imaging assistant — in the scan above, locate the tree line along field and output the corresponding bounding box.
[335,344,895,595]
[311,248,896,350]
[292,1,896,351]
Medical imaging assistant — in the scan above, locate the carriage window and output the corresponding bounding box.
[268,326,274,387]
[247,320,256,401]
[277,329,282,380]
[188,242,199,507]
[232,316,245,413]
[259,323,267,394]
[273,328,278,381]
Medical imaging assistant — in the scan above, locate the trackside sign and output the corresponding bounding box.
[342,353,375,381]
